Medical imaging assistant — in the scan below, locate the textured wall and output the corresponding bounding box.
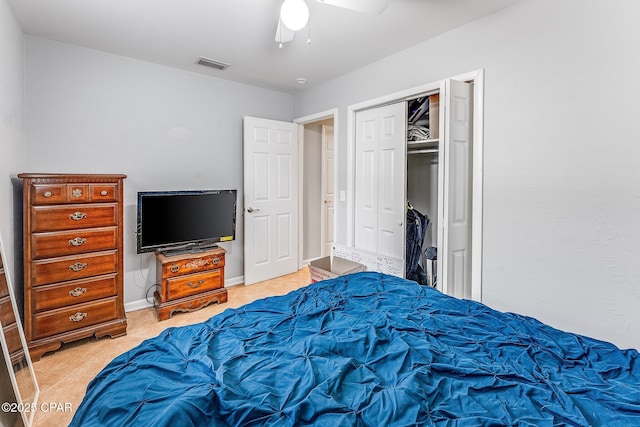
[24,36,294,306]
[294,0,640,350]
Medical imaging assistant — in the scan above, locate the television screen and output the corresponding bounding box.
[136,190,237,254]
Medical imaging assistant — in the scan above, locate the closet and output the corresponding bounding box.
[353,78,474,299]
[406,93,440,288]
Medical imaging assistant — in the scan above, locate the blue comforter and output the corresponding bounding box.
[71,272,640,426]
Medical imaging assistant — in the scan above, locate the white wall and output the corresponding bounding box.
[0,0,26,298]
[24,36,294,307]
[294,0,640,350]
[0,2,25,425]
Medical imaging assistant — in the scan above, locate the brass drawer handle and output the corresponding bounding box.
[69,312,87,322]
[212,257,220,265]
[69,212,87,221]
[187,279,206,289]
[69,262,88,272]
[69,237,87,246]
[69,287,87,297]
[43,191,52,198]
[100,190,108,196]
[170,265,180,273]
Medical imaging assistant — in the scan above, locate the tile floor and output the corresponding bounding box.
[30,267,311,426]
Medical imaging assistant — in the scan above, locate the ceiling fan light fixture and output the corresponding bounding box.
[280,0,309,31]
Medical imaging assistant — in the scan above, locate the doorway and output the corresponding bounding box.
[300,116,335,264]
[242,110,337,285]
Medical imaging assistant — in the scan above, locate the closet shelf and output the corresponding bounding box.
[408,148,438,155]
[407,138,439,150]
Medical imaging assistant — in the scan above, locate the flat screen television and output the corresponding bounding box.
[136,189,237,254]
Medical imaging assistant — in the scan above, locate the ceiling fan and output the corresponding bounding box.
[275,0,389,47]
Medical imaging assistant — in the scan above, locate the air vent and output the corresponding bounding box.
[195,56,230,71]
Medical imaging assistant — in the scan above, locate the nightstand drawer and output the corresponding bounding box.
[32,298,118,339]
[32,251,118,286]
[33,274,118,312]
[31,204,118,232]
[164,254,225,279]
[166,269,222,301]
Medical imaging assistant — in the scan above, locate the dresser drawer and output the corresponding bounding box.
[67,184,89,202]
[0,270,7,298]
[32,251,118,286]
[32,298,118,339]
[163,254,225,279]
[33,274,118,312]
[31,203,118,232]
[166,269,222,301]
[0,296,17,326]
[32,227,117,259]
[90,184,118,202]
[2,323,22,355]
[31,184,67,204]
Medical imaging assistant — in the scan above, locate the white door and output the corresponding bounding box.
[354,102,406,262]
[354,108,378,253]
[320,125,335,257]
[243,117,299,285]
[442,79,473,299]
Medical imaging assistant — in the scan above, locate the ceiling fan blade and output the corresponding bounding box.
[275,19,295,43]
[316,0,388,15]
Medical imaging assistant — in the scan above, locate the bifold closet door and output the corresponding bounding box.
[442,79,473,299]
[354,102,406,261]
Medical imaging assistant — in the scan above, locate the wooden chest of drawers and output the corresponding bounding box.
[155,247,228,320]
[18,173,127,361]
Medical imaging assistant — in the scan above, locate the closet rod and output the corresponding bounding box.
[408,148,438,155]
[405,89,439,102]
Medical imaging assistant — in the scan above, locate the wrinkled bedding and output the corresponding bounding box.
[71,272,640,426]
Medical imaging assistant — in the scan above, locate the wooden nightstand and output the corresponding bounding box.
[154,247,228,320]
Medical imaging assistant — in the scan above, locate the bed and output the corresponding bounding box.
[70,272,640,426]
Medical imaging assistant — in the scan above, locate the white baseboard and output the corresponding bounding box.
[225,275,244,287]
[124,299,154,313]
[124,275,245,313]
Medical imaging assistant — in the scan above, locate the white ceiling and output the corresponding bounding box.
[8,0,518,93]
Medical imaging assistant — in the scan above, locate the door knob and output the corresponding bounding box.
[247,207,261,213]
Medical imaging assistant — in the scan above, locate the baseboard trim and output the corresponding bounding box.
[225,275,244,287]
[124,299,153,313]
[124,275,245,313]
